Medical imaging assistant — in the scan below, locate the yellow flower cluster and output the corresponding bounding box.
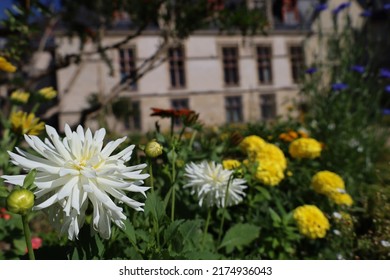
[11,111,45,136]
[222,159,241,170]
[38,87,57,100]
[10,90,30,104]
[241,135,287,187]
[240,135,266,158]
[311,171,353,206]
[289,138,322,159]
[293,205,330,239]
[254,159,285,186]
[0,56,16,73]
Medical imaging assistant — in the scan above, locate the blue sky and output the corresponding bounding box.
[0,0,61,20]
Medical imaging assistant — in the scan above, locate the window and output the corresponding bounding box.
[119,47,137,90]
[225,96,243,123]
[256,45,273,84]
[289,45,305,83]
[168,47,186,88]
[171,98,189,126]
[222,46,240,86]
[260,94,276,120]
[124,101,141,130]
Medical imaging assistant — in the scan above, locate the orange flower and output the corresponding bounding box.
[151,107,195,118]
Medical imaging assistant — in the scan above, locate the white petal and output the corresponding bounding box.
[101,137,127,158]
[8,151,61,174]
[33,193,59,210]
[57,176,79,200]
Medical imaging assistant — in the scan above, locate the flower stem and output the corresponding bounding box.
[171,184,176,222]
[217,175,233,244]
[148,159,154,193]
[188,130,198,149]
[22,214,35,260]
[171,159,176,222]
[202,208,212,249]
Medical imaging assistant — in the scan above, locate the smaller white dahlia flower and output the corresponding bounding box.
[183,161,247,208]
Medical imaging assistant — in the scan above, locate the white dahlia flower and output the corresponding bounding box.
[2,124,149,240]
[183,161,247,208]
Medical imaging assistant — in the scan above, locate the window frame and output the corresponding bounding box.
[288,44,305,84]
[256,44,273,84]
[225,95,243,123]
[118,46,138,90]
[221,46,240,87]
[260,93,276,120]
[168,46,186,89]
[171,98,189,126]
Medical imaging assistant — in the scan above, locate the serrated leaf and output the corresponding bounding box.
[163,219,184,245]
[122,219,137,245]
[219,223,260,254]
[178,220,202,244]
[144,192,165,222]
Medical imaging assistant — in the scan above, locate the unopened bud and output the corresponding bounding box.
[7,189,34,215]
[183,111,199,127]
[145,140,163,158]
[230,131,243,146]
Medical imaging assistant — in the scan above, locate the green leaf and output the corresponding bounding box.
[256,186,271,200]
[268,208,282,224]
[93,234,105,258]
[144,192,165,222]
[178,220,202,244]
[163,219,184,245]
[0,185,9,198]
[219,223,260,254]
[23,169,37,190]
[122,220,137,245]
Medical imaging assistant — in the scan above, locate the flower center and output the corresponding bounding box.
[72,158,87,171]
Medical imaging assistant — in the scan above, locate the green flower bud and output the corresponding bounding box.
[145,140,163,158]
[6,189,35,215]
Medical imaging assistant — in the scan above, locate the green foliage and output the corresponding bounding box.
[219,223,260,254]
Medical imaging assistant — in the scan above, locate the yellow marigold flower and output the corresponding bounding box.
[328,192,353,207]
[287,170,293,177]
[0,56,17,73]
[311,171,345,195]
[38,87,57,100]
[293,205,330,239]
[11,111,45,136]
[254,143,287,171]
[240,135,266,157]
[222,159,241,170]
[10,90,30,104]
[289,137,322,159]
[254,159,285,187]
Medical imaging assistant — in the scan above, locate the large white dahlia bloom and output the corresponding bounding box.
[2,124,149,240]
[183,161,247,208]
